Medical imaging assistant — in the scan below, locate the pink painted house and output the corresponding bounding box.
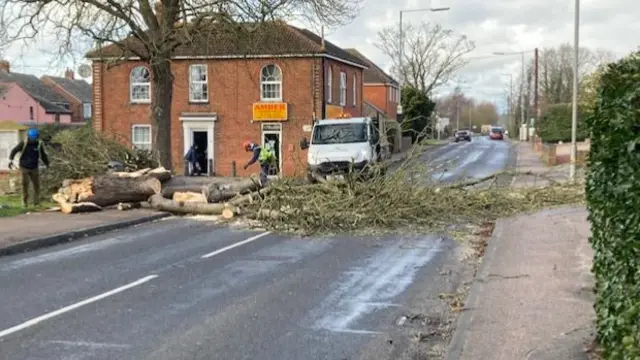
[0,60,72,125]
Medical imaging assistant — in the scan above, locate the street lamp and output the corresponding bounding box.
[399,7,450,87]
[493,51,526,140]
[569,0,580,182]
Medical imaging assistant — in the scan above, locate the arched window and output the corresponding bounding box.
[260,64,282,101]
[130,66,151,103]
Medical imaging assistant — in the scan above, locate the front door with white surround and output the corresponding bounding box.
[180,114,216,176]
[261,123,282,176]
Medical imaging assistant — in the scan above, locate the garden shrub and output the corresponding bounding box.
[537,103,589,143]
[585,52,640,360]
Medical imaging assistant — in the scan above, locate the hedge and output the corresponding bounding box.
[537,103,589,143]
[585,52,640,359]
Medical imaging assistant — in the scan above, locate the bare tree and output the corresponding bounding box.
[376,22,474,95]
[0,0,361,168]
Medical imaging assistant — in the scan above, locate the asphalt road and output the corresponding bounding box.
[0,137,512,360]
[404,136,513,185]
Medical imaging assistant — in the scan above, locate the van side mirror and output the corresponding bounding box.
[300,137,309,150]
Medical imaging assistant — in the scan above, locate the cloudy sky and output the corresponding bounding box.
[2,0,637,113]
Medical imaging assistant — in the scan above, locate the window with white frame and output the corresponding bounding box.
[327,66,333,103]
[83,103,92,119]
[339,71,346,106]
[260,64,282,101]
[189,64,208,102]
[352,74,356,106]
[130,66,151,103]
[132,125,152,150]
[389,88,392,102]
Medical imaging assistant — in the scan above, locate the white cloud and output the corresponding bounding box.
[3,0,637,100]
[325,0,637,110]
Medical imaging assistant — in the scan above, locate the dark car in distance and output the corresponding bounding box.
[455,130,472,142]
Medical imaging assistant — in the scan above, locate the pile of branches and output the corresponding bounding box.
[244,167,585,236]
[43,127,158,193]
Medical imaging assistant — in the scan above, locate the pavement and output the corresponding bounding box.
[511,141,585,187]
[0,209,170,256]
[0,136,517,360]
[446,206,595,360]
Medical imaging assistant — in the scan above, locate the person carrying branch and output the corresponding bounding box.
[242,140,275,185]
[8,128,49,207]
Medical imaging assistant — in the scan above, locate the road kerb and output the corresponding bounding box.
[444,219,505,360]
[0,212,172,257]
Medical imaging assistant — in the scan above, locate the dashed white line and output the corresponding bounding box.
[0,275,158,340]
[201,231,272,259]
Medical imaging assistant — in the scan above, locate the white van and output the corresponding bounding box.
[300,117,381,179]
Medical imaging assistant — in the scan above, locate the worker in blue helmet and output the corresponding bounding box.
[8,128,49,207]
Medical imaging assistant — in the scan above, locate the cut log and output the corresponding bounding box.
[56,175,161,207]
[149,194,237,215]
[146,167,172,182]
[60,202,103,214]
[203,177,262,203]
[221,208,237,219]
[117,202,143,211]
[172,191,207,204]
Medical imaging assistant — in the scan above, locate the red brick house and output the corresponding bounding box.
[345,49,402,153]
[41,70,93,123]
[345,49,400,119]
[86,21,367,176]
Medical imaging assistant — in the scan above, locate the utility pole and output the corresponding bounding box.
[468,103,472,131]
[520,51,526,140]
[534,48,539,127]
[456,103,460,131]
[569,0,580,182]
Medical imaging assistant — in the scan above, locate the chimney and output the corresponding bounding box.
[65,68,74,80]
[0,60,9,73]
[320,26,325,51]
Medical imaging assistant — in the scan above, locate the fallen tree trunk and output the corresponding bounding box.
[112,167,171,182]
[149,194,237,215]
[57,175,161,207]
[227,187,274,207]
[203,177,262,203]
[146,167,172,182]
[172,191,207,204]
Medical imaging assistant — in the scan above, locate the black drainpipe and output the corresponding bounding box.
[321,57,326,120]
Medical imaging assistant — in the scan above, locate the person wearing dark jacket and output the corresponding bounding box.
[184,144,201,176]
[8,128,49,206]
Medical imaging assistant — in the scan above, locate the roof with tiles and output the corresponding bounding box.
[42,76,92,103]
[0,70,71,114]
[85,21,367,68]
[344,48,398,86]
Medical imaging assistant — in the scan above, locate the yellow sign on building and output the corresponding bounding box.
[252,102,288,121]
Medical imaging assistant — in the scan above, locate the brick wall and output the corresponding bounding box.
[363,84,398,119]
[94,57,364,176]
[324,59,364,117]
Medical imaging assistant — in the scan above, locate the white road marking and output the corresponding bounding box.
[46,340,131,349]
[0,275,158,340]
[201,231,272,259]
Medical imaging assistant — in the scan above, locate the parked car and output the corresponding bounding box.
[455,130,472,142]
[489,127,504,140]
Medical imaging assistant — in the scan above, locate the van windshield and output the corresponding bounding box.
[311,123,368,145]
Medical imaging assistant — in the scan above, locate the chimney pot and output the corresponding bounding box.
[0,60,9,73]
[65,68,75,80]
